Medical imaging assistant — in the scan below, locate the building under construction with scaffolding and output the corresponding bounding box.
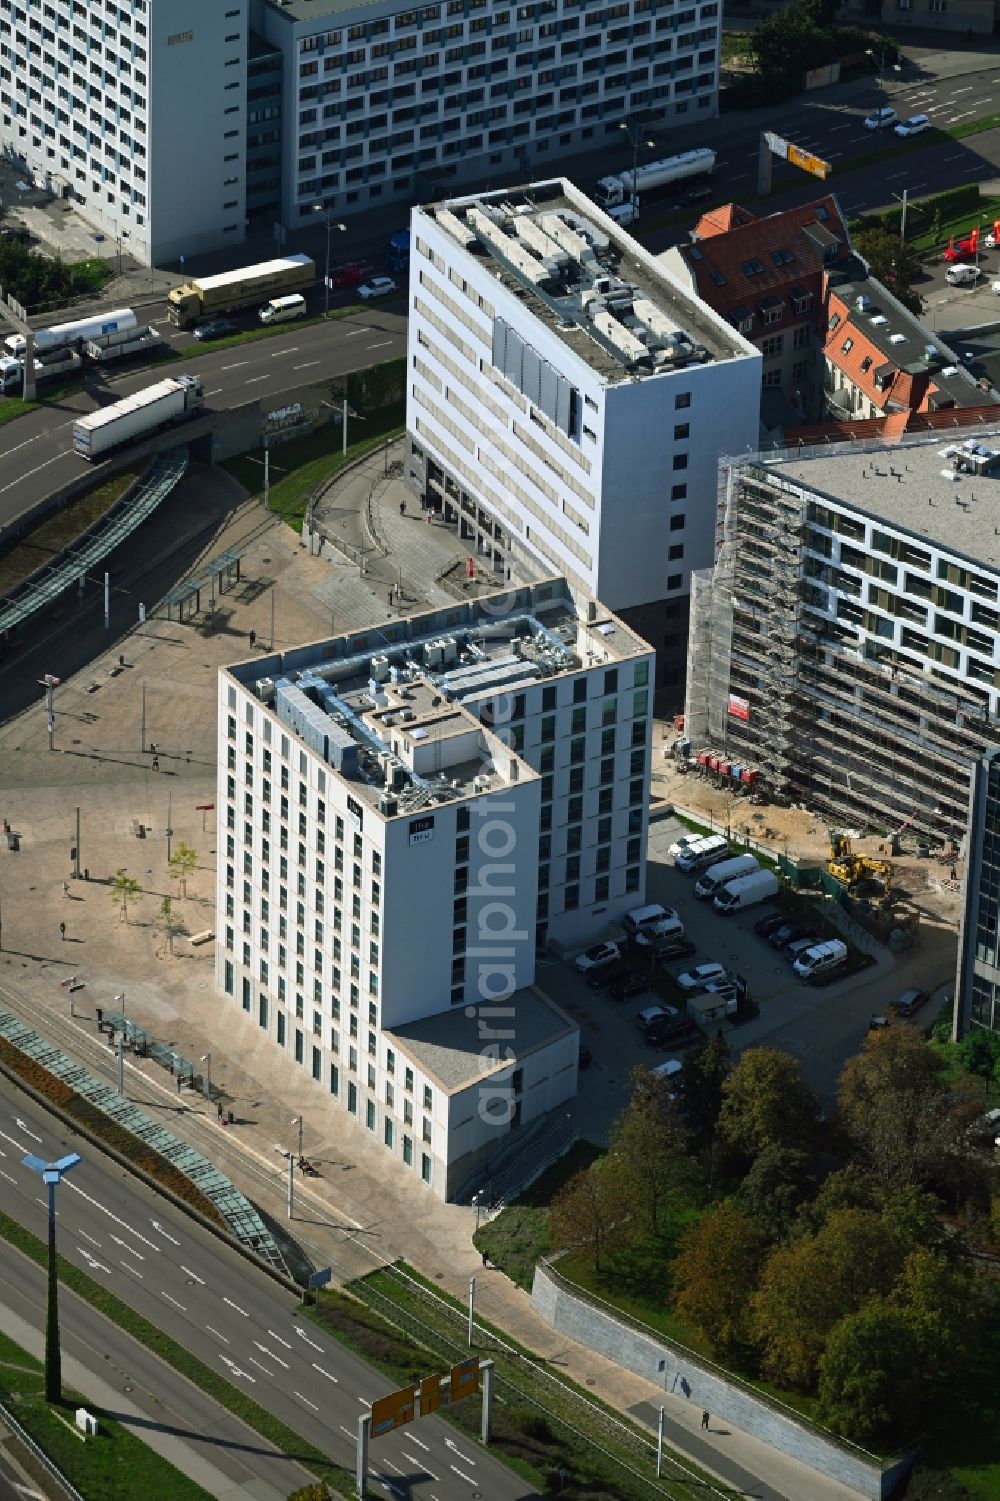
[684,428,1000,845]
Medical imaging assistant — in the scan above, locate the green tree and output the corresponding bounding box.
[155,895,186,956]
[610,1066,699,1237]
[718,1048,820,1160]
[892,1246,984,1387]
[752,1207,904,1387]
[549,1159,631,1274]
[817,1301,922,1444]
[852,226,922,316]
[956,1028,1000,1080]
[673,1033,731,1148]
[739,1145,813,1235]
[672,1199,768,1355]
[111,868,143,924]
[838,1028,949,1193]
[167,841,198,899]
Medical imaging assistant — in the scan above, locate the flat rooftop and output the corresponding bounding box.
[770,426,1000,569]
[225,578,649,816]
[424,179,752,383]
[386,986,576,1095]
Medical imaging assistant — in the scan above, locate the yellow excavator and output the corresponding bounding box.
[828,833,894,904]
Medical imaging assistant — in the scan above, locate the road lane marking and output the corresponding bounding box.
[121,1260,143,1278]
[205,1325,230,1344]
[339,1426,355,1440]
[294,1328,322,1351]
[254,1340,289,1368]
[223,1297,249,1317]
[206,388,224,396]
[248,1357,271,1375]
[180,1265,205,1285]
[294,1391,319,1411]
[161,1292,186,1312]
[294,361,321,370]
[77,1247,111,1274]
[0,1130,29,1155]
[110,1234,142,1259]
[406,1434,429,1452]
[950,85,973,94]
[367,340,393,350]
[444,1439,475,1465]
[244,375,268,384]
[79,1230,101,1248]
[829,123,849,132]
[220,362,248,370]
[449,1465,476,1485]
[65,1181,160,1250]
[272,346,297,355]
[382,1459,404,1475]
[14,1119,43,1143]
[312,1362,338,1383]
[945,152,966,161]
[401,1450,439,1479]
[220,1355,255,1382]
[267,1329,292,1348]
[0,1171,16,1184]
[345,327,366,336]
[150,1220,181,1246]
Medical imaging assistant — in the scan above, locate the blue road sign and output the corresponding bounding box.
[308,1266,332,1290]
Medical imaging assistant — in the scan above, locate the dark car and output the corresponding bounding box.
[646,1016,699,1048]
[586,960,631,991]
[653,938,697,965]
[331,263,366,288]
[769,922,810,950]
[892,987,929,1018]
[608,974,650,1004]
[755,913,788,939]
[193,317,239,341]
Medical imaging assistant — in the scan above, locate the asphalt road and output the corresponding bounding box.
[0,306,407,533]
[0,1081,538,1501]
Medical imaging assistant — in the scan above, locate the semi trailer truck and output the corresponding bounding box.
[83,324,161,363]
[167,254,316,328]
[4,307,137,358]
[594,148,716,211]
[72,375,204,460]
[0,348,82,392]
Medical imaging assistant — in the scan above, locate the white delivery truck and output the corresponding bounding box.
[0,347,82,392]
[594,148,716,210]
[5,307,137,358]
[694,853,759,900]
[83,325,161,364]
[713,868,781,913]
[793,939,848,982]
[676,834,730,873]
[72,375,205,460]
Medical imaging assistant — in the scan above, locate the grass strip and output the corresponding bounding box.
[316,1259,725,1501]
[222,403,405,534]
[0,1339,217,1501]
[0,1208,354,1500]
[0,472,138,595]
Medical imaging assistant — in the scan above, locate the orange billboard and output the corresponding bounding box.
[370,1386,416,1437]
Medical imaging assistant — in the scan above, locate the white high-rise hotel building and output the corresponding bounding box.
[0,0,722,264]
[214,580,654,1198]
[404,178,761,695]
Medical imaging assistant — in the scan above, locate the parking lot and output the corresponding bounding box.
[551,815,957,1141]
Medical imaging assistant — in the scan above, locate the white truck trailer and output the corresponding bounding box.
[5,307,137,358]
[0,348,83,393]
[83,325,161,364]
[594,148,716,210]
[72,375,204,461]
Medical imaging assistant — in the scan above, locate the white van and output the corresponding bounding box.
[623,902,678,937]
[676,835,729,873]
[792,938,848,981]
[608,202,640,226]
[694,853,759,900]
[634,915,685,948]
[259,293,307,325]
[713,869,780,913]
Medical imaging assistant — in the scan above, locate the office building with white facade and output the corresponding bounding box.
[214,578,654,1197]
[955,746,1000,1042]
[0,0,723,264]
[684,427,1000,847]
[404,178,761,699]
[0,0,251,265]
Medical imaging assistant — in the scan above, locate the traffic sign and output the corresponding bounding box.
[420,1373,441,1415]
[370,1386,415,1437]
[450,1356,479,1402]
[308,1266,332,1290]
[787,142,830,180]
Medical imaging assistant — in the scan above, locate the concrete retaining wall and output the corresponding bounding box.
[531,1261,914,1501]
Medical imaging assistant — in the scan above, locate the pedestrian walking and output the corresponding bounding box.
[217,1101,224,1121]
[481,1249,488,1268]
[399,500,406,516]
[700,1411,710,1431]
[59,922,65,942]
[151,756,159,772]
[249,628,256,649]
[176,1074,182,1093]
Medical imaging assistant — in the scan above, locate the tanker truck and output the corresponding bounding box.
[4,307,137,358]
[167,254,315,328]
[594,148,716,211]
[72,375,204,461]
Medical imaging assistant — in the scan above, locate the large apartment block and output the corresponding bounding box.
[404,177,760,697]
[955,747,1000,1041]
[0,0,723,264]
[684,429,1000,846]
[214,579,653,1197]
[0,0,251,265]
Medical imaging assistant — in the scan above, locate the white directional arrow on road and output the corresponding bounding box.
[220,1354,256,1383]
[444,1438,476,1466]
[77,1246,112,1275]
[294,1327,322,1351]
[151,1221,181,1246]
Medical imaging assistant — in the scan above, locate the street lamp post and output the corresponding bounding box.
[22,1151,81,1401]
[866,45,902,108]
[618,121,655,214]
[292,1115,303,1164]
[312,204,347,319]
[201,1053,212,1101]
